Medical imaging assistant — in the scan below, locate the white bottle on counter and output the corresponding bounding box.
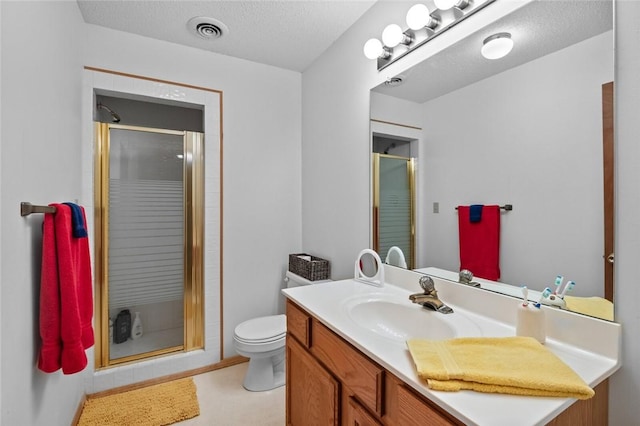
[516,303,546,344]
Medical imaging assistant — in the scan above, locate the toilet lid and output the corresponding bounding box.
[234,314,286,342]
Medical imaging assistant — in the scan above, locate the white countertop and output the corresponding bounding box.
[282,278,620,426]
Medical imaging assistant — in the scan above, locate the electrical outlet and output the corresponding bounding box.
[433,202,439,213]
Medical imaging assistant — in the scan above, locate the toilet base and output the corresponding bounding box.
[242,350,285,392]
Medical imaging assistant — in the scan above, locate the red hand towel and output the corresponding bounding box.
[38,203,94,374]
[458,205,500,281]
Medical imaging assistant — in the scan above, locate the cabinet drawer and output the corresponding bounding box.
[287,300,311,348]
[311,320,384,417]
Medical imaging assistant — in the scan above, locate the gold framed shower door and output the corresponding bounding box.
[94,123,204,368]
[372,153,416,269]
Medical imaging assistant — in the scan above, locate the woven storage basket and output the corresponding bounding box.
[288,253,330,281]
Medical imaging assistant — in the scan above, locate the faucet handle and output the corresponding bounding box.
[459,269,474,284]
[419,275,435,293]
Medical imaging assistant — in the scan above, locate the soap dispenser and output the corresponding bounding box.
[516,286,546,344]
[132,312,143,340]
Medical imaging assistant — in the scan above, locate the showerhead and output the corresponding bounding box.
[97,103,121,123]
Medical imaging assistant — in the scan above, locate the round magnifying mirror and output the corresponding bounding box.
[354,249,385,287]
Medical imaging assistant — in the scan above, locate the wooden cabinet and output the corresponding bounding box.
[285,300,608,426]
[286,335,339,426]
[345,397,382,426]
[286,300,458,426]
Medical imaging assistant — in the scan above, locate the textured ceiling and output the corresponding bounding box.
[77,0,377,72]
[373,0,613,103]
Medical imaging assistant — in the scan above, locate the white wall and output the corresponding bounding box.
[0,2,85,425]
[1,3,302,421]
[419,31,612,296]
[82,25,302,360]
[610,1,640,423]
[370,92,423,128]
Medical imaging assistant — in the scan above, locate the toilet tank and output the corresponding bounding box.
[285,270,332,288]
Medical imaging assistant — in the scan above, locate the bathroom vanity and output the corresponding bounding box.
[282,269,620,425]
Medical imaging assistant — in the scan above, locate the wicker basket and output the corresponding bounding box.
[288,253,330,281]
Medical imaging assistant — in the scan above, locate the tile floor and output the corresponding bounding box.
[175,362,285,425]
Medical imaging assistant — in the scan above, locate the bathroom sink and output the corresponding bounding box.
[344,295,481,344]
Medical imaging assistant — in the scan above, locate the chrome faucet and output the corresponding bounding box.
[459,269,481,287]
[409,275,454,314]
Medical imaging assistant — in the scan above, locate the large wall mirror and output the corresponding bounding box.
[370,0,614,320]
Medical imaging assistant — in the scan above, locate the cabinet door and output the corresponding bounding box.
[346,397,382,426]
[287,336,339,426]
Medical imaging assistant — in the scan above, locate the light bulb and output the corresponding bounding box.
[382,24,404,48]
[406,4,435,30]
[481,33,513,60]
[434,0,457,10]
[363,38,383,59]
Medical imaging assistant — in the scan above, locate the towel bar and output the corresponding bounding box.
[455,204,512,211]
[20,202,56,216]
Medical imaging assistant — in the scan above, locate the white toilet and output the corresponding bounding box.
[233,270,331,391]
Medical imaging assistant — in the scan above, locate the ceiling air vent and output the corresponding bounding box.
[187,17,228,40]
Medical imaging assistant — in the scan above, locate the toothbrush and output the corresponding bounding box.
[536,287,552,308]
[560,281,575,298]
[553,275,564,294]
[521,285,529,306]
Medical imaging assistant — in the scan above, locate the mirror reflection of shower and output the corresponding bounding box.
[97,103,121,123]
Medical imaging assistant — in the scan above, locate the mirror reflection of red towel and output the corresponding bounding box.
[458,205,500,281]
[38,203,94,374]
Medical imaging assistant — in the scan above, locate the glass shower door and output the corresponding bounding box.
[95,123,204,366]
[373,153,416,269]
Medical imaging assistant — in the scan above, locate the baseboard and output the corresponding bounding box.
[71,393,87,426]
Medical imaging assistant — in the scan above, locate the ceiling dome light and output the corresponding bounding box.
[406,4,438,30]
[363,38,384,59]
[434,0,469,11]
[382,24,405,47]
[481,32,514,59]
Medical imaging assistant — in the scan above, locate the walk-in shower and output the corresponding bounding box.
[93,98,205,368]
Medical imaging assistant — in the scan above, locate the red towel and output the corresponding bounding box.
[38,203,94,374]
[458,205,500,281]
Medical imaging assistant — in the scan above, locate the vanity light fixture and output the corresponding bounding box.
[434,0,469,11]
[364,0,496,71]
[481,32,514,60]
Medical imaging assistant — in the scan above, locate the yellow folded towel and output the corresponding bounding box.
[564,296,614,321]
[406,337,594,399]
